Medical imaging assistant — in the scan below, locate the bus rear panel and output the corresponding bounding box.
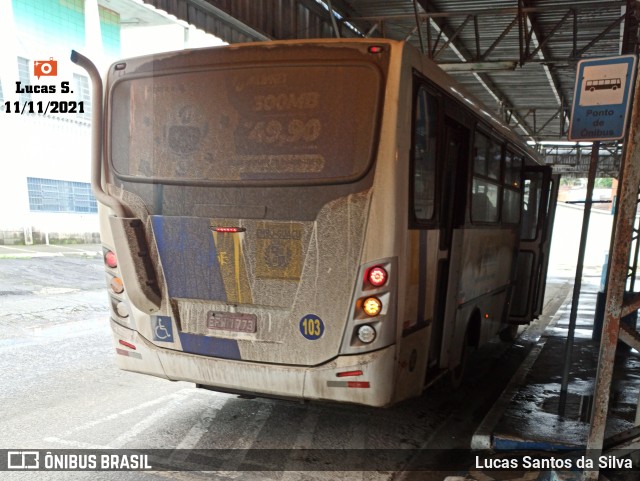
[103,41,399,406]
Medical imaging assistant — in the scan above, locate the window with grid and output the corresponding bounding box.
[27,177,97,213]
[471,132,501,223]
[73,73,91,121]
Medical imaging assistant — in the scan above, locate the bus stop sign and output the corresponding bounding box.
[568,54,637,141]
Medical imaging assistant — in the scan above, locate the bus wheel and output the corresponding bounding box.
[449,330,469,389]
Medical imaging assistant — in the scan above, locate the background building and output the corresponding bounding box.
[0,0,223,245]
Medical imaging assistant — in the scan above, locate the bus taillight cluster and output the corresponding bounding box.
[104,249,130,320]
[355,265,391,344]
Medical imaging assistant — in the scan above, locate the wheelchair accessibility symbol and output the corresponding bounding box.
[151,315,174,342]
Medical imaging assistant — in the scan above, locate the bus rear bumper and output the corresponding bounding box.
[110,320,397,407]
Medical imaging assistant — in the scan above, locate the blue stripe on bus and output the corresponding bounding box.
[178,332,241,360]
[151,216,227,301]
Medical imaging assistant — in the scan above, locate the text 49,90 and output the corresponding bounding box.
[3,101,85,115]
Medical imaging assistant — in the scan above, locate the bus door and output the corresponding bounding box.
[429,119,469,365]
[509,166,558,323]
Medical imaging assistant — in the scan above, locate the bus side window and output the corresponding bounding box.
[471,132,501,223]
[412,86,437,222]
[502,151,522,224]
[521,173,543,240]
[487,140,501,180]
[473,132,489,176]
[471,180,499,222]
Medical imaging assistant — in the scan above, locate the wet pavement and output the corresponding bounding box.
[0,243,101,259]
[470,272,640,480]
[483,274,640,449]
[0,245,551,481]
[0,245,105,339]
[2,235,639,480]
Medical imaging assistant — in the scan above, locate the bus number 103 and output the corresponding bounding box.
[301,316,324,339]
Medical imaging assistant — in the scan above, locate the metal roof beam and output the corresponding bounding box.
[524,9,571,62]
[156,0,368,43]
[344,2,626,23]
[480,16,517,61]
[439,61,517,72]
[575,13,625,57]
[417,0,535,140]
[415,2,534,140]
[520,0,565,139]
[345,4,625,67]
[433,14,471,59]
[534,106,564,137]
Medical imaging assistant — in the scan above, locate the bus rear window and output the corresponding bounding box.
[110,63,383,185]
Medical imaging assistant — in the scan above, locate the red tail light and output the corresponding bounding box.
[211,226,246,233]
[367,266,388,287]
[347,381,370,388]
[105,250,118,268]
[119,339,136,350]
[336,370,363,378]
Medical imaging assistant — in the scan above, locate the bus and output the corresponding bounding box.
[585,78,622,92]
[72,39,556,407]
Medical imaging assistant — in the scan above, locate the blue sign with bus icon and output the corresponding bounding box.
[569,54,637,141]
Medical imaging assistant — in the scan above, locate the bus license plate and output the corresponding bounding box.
[206,312,257,333]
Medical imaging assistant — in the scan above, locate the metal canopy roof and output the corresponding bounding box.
[342,1,637,141]
[141,0,639,174]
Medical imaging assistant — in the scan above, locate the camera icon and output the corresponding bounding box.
[33,58,58,79]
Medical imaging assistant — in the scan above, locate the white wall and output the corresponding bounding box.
[0,112,95,234]
[0,0,225,243]
[120,23,225,58]
[548,203,614,275]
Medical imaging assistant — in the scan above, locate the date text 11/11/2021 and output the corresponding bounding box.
[4,101,85,115]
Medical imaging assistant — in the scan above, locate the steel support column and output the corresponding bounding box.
[559,141,599,417]
[583,64,640,481]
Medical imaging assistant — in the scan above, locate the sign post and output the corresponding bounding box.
[561,54,637,419]
[569,54,637,142]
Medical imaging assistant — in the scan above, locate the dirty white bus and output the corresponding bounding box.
[72,39,556,407]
